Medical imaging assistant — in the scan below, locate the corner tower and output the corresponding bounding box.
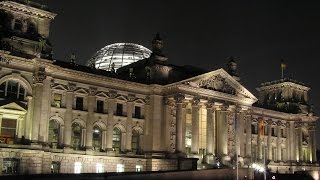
[0,0,56,59]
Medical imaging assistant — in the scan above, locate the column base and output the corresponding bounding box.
[63,146,73,153]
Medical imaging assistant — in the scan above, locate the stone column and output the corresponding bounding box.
[206,102,214,155]
[63,83,75,149]
[164,97,173,152]
[143,96,152,151]
[39,77,52,143]
[25,96,33,140]
[286,122,290,161]
[191,97,200,154]
[181,103,187,153]
[125,95,135,152]
[312,125,317,162]
[32,76,45,143]
[216,105,228,157]
[0,114,2,135]
[267,120,272,160]
[277,121,282,161]
[174,94,185,154]
[106,91,117,152]
[308,125,313,162]
[102,130,107,150]
[245,112,252,157]
[297,123,303,161]
[289,121,296,161]
[257,117,263,160]
[85,87,96,151]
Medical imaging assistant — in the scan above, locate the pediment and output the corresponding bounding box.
[74,88,89,95]
[96,92,109,98]
[0,102,27,112]
[51,84,67,91]
[173,68,258,102]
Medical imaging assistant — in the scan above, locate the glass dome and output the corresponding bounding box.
[88,43,152,71]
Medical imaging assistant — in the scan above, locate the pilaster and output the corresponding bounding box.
[85,87,97,151]
[191,97,200,154]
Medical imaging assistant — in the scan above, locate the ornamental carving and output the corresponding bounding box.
[198,74,236,95]
[191,97,200,106]
[127,94,136,102]
[88,87,97,96]
[174,93,185,103]
[145,96,150,105]
[108,90,118,99]
[66,82,76,92]
[33,66,46,84]
[164,97,175,106]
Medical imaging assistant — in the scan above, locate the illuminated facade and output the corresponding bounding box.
[0,1,319,178]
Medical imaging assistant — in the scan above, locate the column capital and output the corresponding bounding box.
[295,121,303,129]
[174,93,185,104]
[191,96,200,106]
[33,66,46,84]
[164,97,175,106]
[267,119,273,126]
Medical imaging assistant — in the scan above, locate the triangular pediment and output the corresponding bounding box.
[74,88,89,95]
[0,102,27,112]
[51,84,67,91]
[169,68,258,103]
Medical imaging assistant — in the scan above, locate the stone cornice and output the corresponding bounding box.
[173,84,256,106]
[256,81,310,92]
[251,106,318,122]
[0,1,56,19]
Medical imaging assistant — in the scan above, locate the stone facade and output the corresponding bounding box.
[0,0,319,177]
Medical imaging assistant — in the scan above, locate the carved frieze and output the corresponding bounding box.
[88,87,97,96]
[198,74,236,95]
[108,90,118,99]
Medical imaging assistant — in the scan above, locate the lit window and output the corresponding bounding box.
[136,165,142,172]
[96,163,104,173]
[113,128,121,153]
[51,161,60,173]
[71,123,82,150]
[74,162,82,174]
[116,164,124,172]
[54,94,62,107]
[0,119,17,144]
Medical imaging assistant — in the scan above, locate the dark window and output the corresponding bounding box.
[134,106,141,118]
[96,100,104,113]
[251,124,256,134]
[2,158,19,175]
[14,19,22,31]
[0,81,26,101]
[116,103,123,116]
[0,82,5,98]
[75,97,83,110]
[51,161,60,174]
[271,127,276,136]
[27,23,36,34]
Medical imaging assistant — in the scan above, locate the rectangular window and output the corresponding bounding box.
[96,163,104,173]
[251,124,256,134]
[54,94,62,108]
[134,106,141,118]
[2,158,19,175]
[0,119,17,144]
[76,97,83,110]
[116,103,123,116]
[74,162,82,174]
[281,129,285,137]
[116,164,124,172]
[136,165,143,172]
[96,100,104,113]
[271,128,276,136]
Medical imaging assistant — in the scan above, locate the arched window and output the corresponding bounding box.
[0,80,26,101]
[112,128,121,153]
[93,125,102,151]
[131,129,140,154]
[71,123,82,150]
[14,19,22,31]
[48,120,60,149]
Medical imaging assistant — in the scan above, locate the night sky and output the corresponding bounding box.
[37,1,320,148]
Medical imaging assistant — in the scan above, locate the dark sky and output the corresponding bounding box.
[39,1,320,147]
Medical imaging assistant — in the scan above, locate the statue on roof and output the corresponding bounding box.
[226,56,240,81]
[151,32,167,62]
